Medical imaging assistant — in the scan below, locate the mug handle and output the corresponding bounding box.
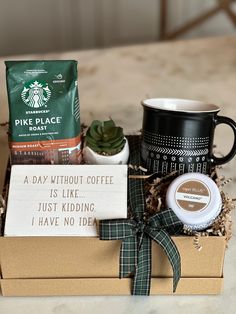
[212,115,236,166]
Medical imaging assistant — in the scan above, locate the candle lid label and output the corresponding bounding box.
[175,179,211,212]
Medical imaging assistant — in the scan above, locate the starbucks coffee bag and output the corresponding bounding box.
[5,60,81,164]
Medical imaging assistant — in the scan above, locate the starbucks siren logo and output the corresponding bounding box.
[21,80,51,108]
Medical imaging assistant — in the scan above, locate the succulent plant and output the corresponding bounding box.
[85,119,126,155]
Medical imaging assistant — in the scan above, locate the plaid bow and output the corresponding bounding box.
[99,136,183,295]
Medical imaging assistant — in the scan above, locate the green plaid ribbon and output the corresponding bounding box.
[99,136,183,295]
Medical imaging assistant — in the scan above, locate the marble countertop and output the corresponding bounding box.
[0,36,236,313]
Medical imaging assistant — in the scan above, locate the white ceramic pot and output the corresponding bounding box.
[83,138,129,165]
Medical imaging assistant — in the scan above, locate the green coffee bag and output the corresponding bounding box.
[5,60,81,164]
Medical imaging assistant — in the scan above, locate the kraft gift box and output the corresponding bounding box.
[0,144,226,296]
[0,236,225,296]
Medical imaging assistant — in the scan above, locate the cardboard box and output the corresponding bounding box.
[0,142,226,296]
[0,235,226,296]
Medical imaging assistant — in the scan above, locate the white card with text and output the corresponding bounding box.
[4,165,127,236]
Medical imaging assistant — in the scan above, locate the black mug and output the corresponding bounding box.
[141,98,236,175]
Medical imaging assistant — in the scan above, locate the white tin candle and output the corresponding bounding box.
[166,172,222,231]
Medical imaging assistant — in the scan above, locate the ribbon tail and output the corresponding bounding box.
[149,229,181,293]
[99,219,137,279]
[132,234,152,296]
[120,236,137,278]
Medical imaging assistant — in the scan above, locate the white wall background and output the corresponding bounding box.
[0,0,235,56]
